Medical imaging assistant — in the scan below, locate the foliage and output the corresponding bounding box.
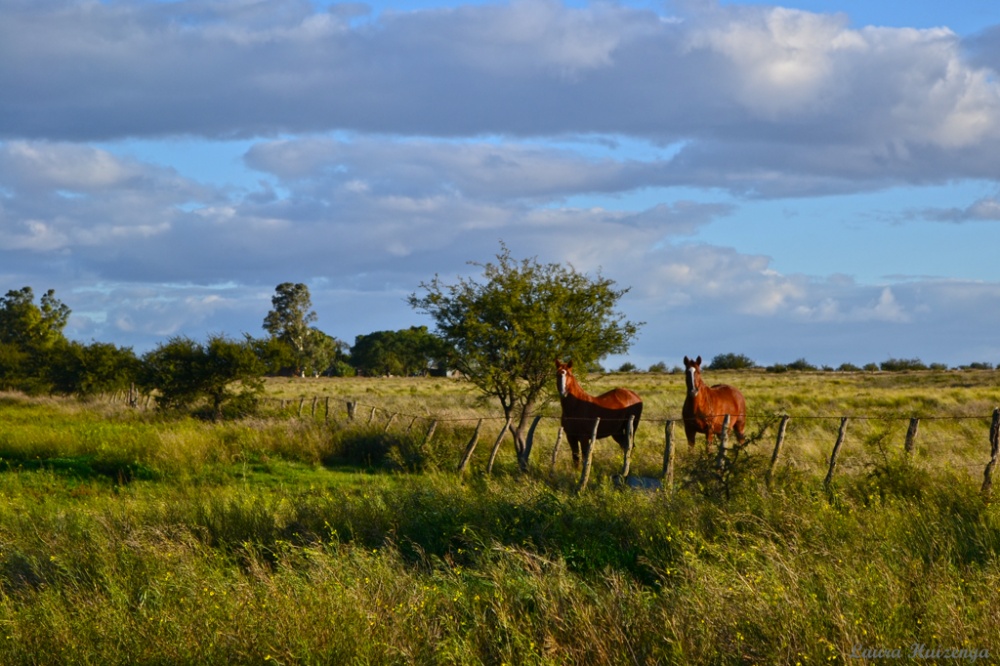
[706,352,757,370]
[0,287,71,393]
[262,282,340,376]
[49,341,140,396]
[408,243,640,470]
[350,326,449,376]
[880,357,927,371]
[140,334,264,418]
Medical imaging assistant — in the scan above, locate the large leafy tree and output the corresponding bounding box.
[263,282,330,376]
[140,335,263,419]
[350,326,448,377]
[0,287,71,393]
[408,245,640,470]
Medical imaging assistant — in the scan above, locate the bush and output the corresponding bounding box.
[707,353,756,370]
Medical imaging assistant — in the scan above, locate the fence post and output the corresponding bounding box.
[367,406,377,424]
[325,397,331,424]
[457,419,484,474]
[298,398,305,417]
[619,415,635,478]
[766,415,790,488]
[311,397,318,418]
[824,417,849,490]
[715,415,731,470]
[423,420,438,446]
[383,413,397,433]
[576,417,601,492]
[346,401,356,420]
[486,416,513,475]
[904,418,920,458]
[661,420,675,489]
[982,408,1000,495]
[550,427,564,474]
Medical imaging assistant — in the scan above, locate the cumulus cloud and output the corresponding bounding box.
[1,0,999,367]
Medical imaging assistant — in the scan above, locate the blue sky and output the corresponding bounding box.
[3,0,1000,369]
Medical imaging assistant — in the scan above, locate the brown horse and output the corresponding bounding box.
[556,359,643,470]
[682,355,746,452]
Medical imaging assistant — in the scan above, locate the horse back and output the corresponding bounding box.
[711,384,746,417]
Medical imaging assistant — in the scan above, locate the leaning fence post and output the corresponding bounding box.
[619,415,635,478]
[661,420,675,489]
[715,415,731,470]
[824,417,849,490]
[981,408,1000,495]
[298,398,306,417]
[383,413,397,433]
[766,415,790,488]
[367,406,377,424]
[550,428,564,474]
[486,417,513,475]
[423,420,438,446]
[904,418,920,458]
[457,419,484,474]
[346,401,357,420]
[576,417,601,492]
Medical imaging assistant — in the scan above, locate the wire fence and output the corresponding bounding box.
[258,396,1000,494]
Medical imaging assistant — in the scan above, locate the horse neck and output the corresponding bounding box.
[687,368,709,399]
[560,374,591,403]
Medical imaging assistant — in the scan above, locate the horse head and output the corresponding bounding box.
[683,355,703,398]
[555,359,575,398]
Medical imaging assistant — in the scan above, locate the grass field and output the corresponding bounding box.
[0,369,998,664]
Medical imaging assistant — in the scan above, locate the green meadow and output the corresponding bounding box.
[0,369,999,664]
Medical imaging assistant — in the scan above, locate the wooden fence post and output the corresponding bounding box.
[383,413,397,433]
[457,419,484,474]
[619,416,635,478]
[904,417,920,457]
[981,408,1000,495]
[325,397,331,424]
[486,417,513,475]
[661,420,675,489]
[549,428,564,474]
[715,415,731,470]
[766,415,789,488]
[423,420,438,446]
[824,417,849,490]
[298,398,305,417]
[346,401,356,420]
[367,406,376,424]
[576,417,601,492]
[311,397,318,418]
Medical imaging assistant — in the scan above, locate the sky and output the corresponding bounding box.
[3,0,1000,370]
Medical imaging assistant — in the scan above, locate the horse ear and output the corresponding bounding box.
[696,355,702,366]
[683,356,690,366]
[567,359,573,369]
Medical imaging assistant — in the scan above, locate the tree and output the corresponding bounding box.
[707,353,757,370]
[263,282,317,376]
[140,335,263,419]
[0,287,71,393]
[408,244,640,471]
[350,326,448,376]
[50,341,139,397]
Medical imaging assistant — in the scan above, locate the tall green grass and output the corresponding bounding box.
[0,374,997,664]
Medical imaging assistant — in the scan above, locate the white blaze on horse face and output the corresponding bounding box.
[686,365,699,397]
[557,368,568,397]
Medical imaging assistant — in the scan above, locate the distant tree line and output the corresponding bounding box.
[621,353,985,374]
[0,283,449,418]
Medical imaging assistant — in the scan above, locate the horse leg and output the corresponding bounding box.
[734,419,746,444]
[568,437,581,469]
[704,429,714,455]
[684,422,697,449]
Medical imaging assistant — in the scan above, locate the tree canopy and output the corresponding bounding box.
[408,244,641,470]
[351,326,448,377]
